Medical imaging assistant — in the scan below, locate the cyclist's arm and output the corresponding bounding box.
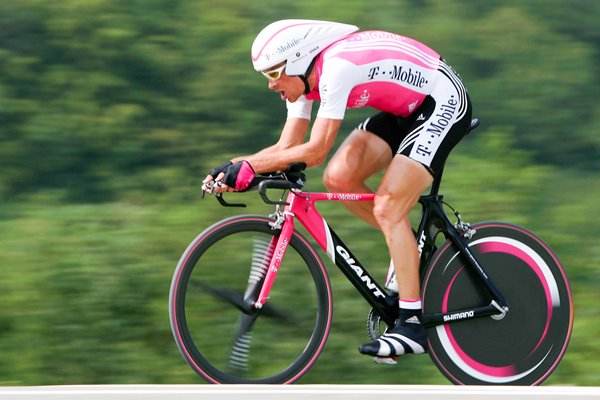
[234,116,343,173]
[233,117,310,165]
[203,117,312,190]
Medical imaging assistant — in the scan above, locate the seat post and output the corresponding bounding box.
[427,118,478,197]
[429,166,444,196]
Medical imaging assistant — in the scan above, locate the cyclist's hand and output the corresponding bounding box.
[202,161,255,193]
[221,161,255,192]
[202,161,232,193]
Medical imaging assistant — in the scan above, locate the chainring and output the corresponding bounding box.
[366,308,387,341]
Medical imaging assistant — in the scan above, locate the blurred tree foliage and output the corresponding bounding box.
[0,0,599,386]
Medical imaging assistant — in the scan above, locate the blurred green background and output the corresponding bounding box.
[1,0,599,386]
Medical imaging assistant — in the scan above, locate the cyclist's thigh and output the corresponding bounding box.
[326,124,392,181]
[377,155,433,217]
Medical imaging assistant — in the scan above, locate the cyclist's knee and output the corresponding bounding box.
[323,163,354,192]
[322,165,338,191]
[372,195,394,228]
[373,193,415,230]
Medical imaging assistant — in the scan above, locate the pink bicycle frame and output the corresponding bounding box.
[254,190,375,308]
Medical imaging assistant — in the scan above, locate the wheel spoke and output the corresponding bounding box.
[190,280,294,322]
[244,236,277,299]
[228,314,257,374]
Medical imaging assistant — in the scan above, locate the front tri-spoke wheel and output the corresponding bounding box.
[422,222,573,385]
[169,215,332,384]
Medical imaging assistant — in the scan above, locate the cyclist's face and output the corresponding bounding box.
[267,68,305,103]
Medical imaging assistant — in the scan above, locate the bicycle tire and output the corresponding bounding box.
[422,222,573,385]
[169,215,332,384]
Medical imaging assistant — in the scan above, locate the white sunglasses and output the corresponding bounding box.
[261,63,287,81]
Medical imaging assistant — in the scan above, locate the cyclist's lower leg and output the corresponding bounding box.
[359,156,432,360]
[360,217,428,360]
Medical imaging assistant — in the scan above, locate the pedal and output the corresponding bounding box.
[373,356,398,365]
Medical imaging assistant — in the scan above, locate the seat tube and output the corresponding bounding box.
[254,213,295,308]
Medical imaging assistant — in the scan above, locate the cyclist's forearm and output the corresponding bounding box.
[232,117,340,174]
[232,143,319,173]
[231,143,294,171]
[231,117,312,172]
[231,144,279,165]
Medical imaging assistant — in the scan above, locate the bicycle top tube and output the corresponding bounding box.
[295,192,376,202]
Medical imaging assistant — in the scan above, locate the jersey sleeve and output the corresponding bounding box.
[315,57,357,120]
[286,96,313,120]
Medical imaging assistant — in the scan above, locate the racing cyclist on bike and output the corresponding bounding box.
[202,19,472,363]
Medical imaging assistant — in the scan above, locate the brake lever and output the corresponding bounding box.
[201,181,247,207]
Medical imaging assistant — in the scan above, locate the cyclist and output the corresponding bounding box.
[203,19,472,363]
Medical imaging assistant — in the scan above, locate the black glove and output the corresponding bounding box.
[222,161,255,191]
[207,161,233,179]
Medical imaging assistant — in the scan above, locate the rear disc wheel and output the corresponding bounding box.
[422,222,573,385]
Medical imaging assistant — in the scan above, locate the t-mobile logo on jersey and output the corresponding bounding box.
[390,66,428,88]
[367,65,428,88]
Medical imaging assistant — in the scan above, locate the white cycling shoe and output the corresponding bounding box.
[359,319,428,362]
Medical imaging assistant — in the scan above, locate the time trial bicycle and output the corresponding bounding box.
[169,119,573,385]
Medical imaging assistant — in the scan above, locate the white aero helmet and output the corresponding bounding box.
[251,19,359,77]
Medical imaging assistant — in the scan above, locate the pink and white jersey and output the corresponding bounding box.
[286,31,442,120]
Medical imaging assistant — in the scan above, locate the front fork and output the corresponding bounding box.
[252,212,295,309]
[228,213,294,373]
